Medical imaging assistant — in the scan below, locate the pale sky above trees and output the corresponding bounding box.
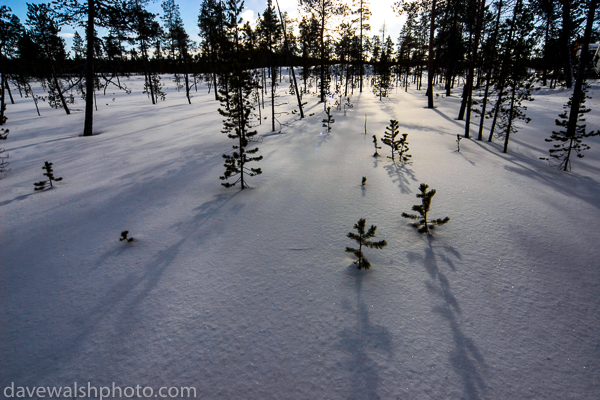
[5,0,406,54]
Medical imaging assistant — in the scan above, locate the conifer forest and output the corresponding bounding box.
[1,0,600,399]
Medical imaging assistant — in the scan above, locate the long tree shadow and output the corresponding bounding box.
[0,192,35,207]
[408,237,486,400]
[6,239,185,387]
[383,160,417,194]
[338,266,393,400]
[470,139,600,212]
[171,192,243,243]
[430,108,464,128]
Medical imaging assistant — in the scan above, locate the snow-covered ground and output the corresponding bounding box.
[1,74,599,400]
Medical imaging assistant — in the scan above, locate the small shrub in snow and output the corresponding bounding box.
[402,183,450,235]
[322,107,335,133]
[346,218,387,270]
[372,135,381,157]
[456,134,462,152]
[33,161,62,191]
[382,120,411,162]
[0,129,9,174]
[0,148,9,174]
[361,176,367,186]
[119,231,134,242]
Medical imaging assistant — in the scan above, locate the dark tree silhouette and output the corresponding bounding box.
[346,218,387,270]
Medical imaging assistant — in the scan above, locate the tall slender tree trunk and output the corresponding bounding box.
[0,71,6,125]
[542,16,551,86]
[562,0,598,170]
[271,65,276,131]
[50,61,70,114]
[275,0,303,118]
[478,0,503,140]
[561,0,573,88]
[460,0,485,138]
[488,0,520,141]
[4,78,14,104]
[319,0,326,103]
[503,83,517,153]
[359,0,363,93]
[426,0,437,108]
[83,0,95,136]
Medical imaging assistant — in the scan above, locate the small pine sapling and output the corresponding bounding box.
[119,230,134,242]
[33,161,62,191]
[402,183,450,235]
[397,133,411,163]
[346,218,387,270]
[0,129,9,173]
[0,148,9,174]
[381,119,402,161]
[372,135,381,157]
[322,107,335,132]
[361,176,367,186]
[456,134,462,152]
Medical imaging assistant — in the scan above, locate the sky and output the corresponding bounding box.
[4,0,407,54]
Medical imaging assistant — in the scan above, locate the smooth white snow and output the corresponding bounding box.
[1,74,599,400]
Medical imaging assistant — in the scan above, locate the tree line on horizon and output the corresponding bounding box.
[0,0,598,171]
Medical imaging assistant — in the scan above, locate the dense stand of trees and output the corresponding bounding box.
[0,0,598,168]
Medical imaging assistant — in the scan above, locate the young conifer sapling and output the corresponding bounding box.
[0,129,9,174]
[33,161,62,191]
[372,135,381,156]
[402,183,450,235]
[396,133,411,163]
[346,218,387,270]
[120,230,134,242]
[322,106,335,133]
[456,134,462,152]
[382,120,410,162]
[361,176,367,186]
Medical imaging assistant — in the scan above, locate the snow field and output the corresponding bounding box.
[1,74,599,399]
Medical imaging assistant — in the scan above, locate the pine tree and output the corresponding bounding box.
[345,218,387,270]
[0,147,8,173]
[198,0,226,101]
[381,119,410,162]
[0,128,9,173]
[541,0,600,171]
[72,31,84,61]
[218,0,262,189]
[26,3,72,115]
[257,0,282,132]
[52,0,130,136]
[299,0,348,103]
[0,6,22,126]
[129,2,164,105]
[402,183,450,235]
[372,35,394,100]
[352,0,371,93]
[33,161,62,191]
[541,86,600,171]
[161,0,193,104]
[322,106,335,132]
[372,134,381,156]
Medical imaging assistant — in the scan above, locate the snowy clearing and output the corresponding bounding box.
[1,75,599,400]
